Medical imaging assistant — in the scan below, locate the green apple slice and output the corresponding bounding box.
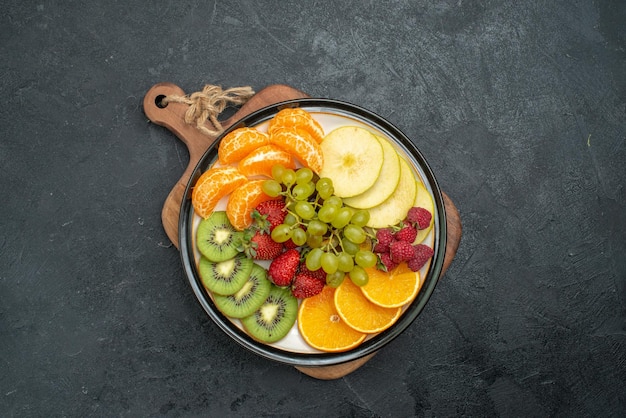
[365,156,417,228]
[343,135,401,209]
[319,126,384,198]
[413,180,435,244]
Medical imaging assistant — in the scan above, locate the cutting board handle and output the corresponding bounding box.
[143,83,462,380]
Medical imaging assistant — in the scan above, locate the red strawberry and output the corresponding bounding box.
[407,207,432,230]
[291,271,325,299]
[298,261,327,282]
[252,199,286,232]
[390,240,415,263]
[407,244,434,272]
[283,238,299,249]
[243,230,283,260]
[395,223,417,243]
[268,248,300,287]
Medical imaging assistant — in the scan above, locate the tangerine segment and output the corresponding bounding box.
[268,108,325,143]
[238,144,296,178]
[270,128,323,173]
[192,166,248,219]
[361,263,422,308]
[298,286,366,352]
[334,279,402,334]
[218,127,270,165]
[226,180,278,230]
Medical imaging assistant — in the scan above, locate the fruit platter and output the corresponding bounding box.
[176,98,448,368]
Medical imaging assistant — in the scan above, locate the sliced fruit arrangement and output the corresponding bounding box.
[191,108,437,352]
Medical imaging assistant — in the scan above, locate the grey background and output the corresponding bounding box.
[2,0,625,416]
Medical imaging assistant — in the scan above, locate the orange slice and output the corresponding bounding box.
[226,180,278,230]
[218,127,270,165]
[298,286,366,352]
[334,278,402,333]
[268,108,324,142]
[237,144,297,178]
[269,128,323,173]
[191,166,247,219]
[361,263,422,308]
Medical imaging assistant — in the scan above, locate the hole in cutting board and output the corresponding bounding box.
[155,95,168,109]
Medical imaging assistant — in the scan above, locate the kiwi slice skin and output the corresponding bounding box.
[213,264,272,318]
[197,211,242,263]
[241,286,298,343]
[199,254,253,296]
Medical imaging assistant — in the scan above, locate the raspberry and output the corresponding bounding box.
[407,207,432,230]
[375,228,395,253]
[407,244,434,272]
[390,240,414,263]
[395,224,417,243]
[379,252,397,272]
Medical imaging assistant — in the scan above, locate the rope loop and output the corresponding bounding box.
[162,84,255,136]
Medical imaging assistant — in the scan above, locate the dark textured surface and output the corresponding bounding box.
[1,1,625,416]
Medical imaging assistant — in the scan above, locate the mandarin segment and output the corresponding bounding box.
[270,128,323,173]
[238,144,297,178]
[226,180,279,230]
[192,166,248,219]
[361,263,422,308]
[334,278,402,334]
[218,127,270,165]
[268,108,325,143]
[297,286,366,352]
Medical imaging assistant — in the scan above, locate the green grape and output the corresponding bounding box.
[344,224,366,244]
[350,209,370,227]
[324,195,342,208]
[306,219,328,236]
[321,252,339,274]
[271,224,293,243]
[305,248,323,271]
[292,183,312,201]
[337,252,355,272]
[307,234,323,248]
[318,204,338,223]
[355,250,377,268]
[295,167,314,184]
[281,169,296,186]
[349,266,369,286]
[326,271,345,288]
[331,207,353,229]
[291,227,307,246]
[283,213,298,226]
[294,201,315,220]
[341,237,360,255]
[315,178,334,200]
[262,179,283,197]
[271,164,286,181]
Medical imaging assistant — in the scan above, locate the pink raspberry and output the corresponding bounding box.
[394,224,417,243]
[407,244,434,272]
[374,228,395,253]
[407,207,432,230]
[390,240,415,263]
[378,252,397,272]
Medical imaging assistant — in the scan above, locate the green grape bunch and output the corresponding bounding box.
[261,164,378,287]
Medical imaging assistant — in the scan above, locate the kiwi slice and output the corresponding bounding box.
[241,285,298,343]
[198,254,253,296]
[213,264,272,318]
[196,211,242,262]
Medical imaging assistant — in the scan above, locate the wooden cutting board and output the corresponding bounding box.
[143,83,462,380]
